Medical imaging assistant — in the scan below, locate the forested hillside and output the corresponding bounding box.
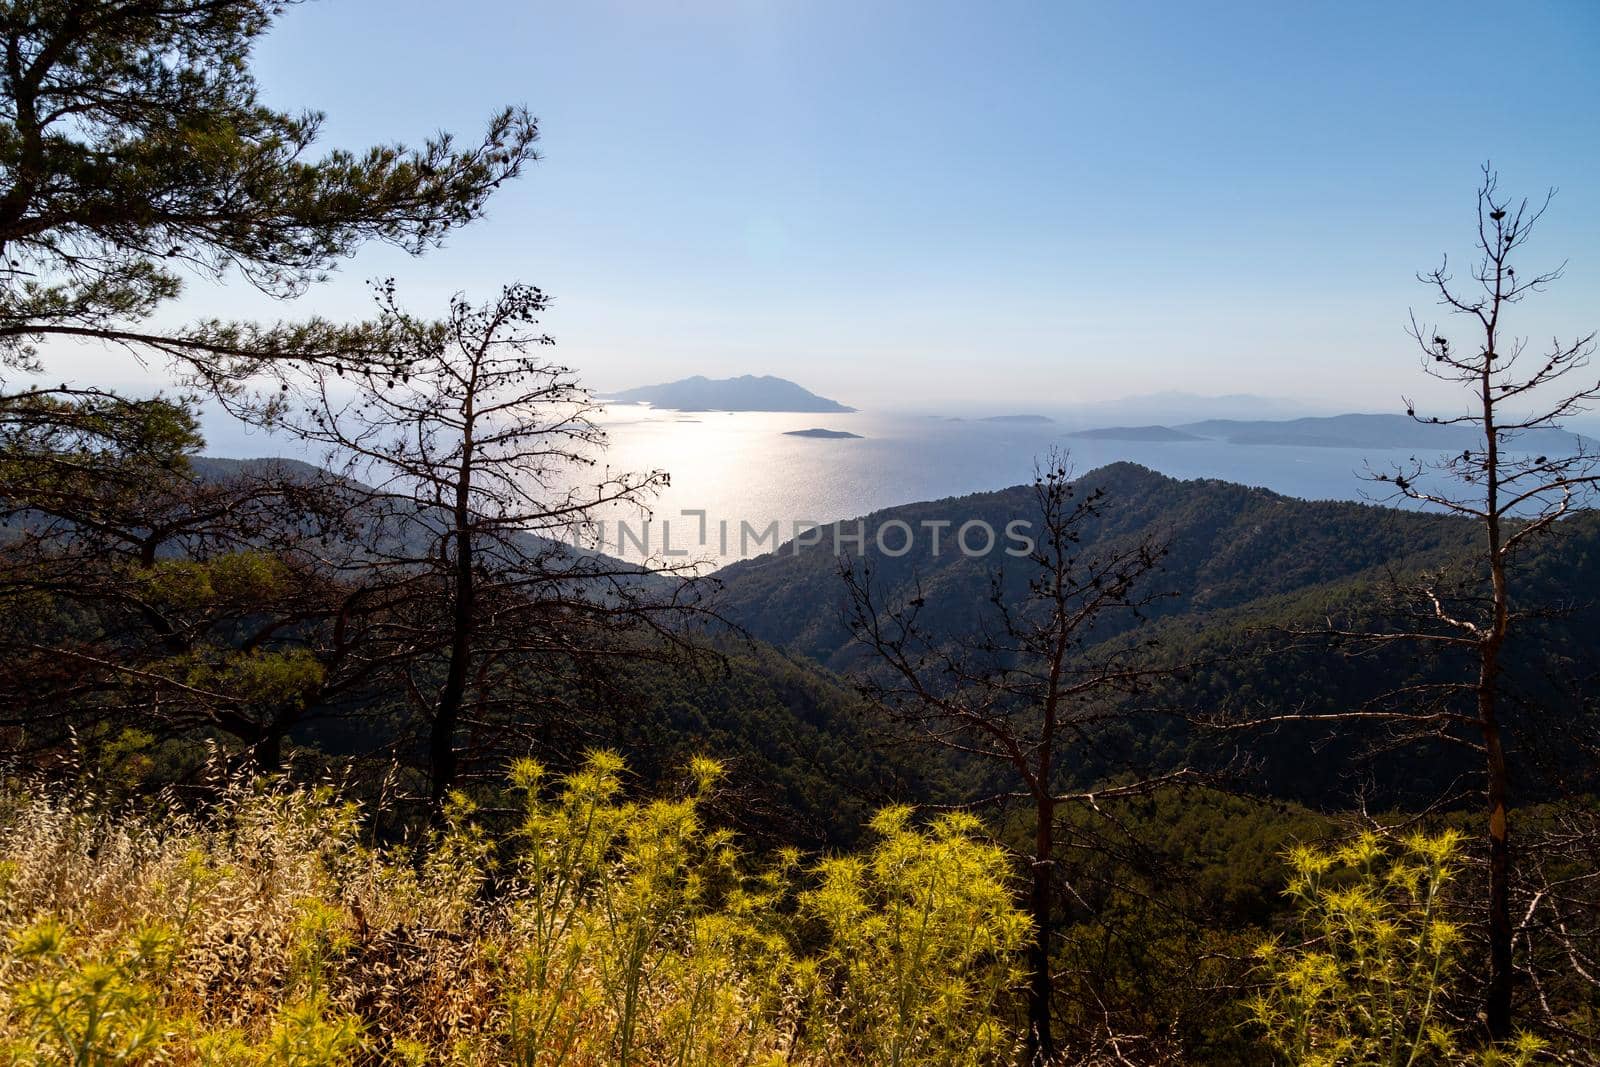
[712,462,1481,669]
[715,464,1600,809]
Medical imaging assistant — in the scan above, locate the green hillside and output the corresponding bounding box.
[711,462,1481,670]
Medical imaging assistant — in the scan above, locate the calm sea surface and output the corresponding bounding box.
[582,406,1440,567]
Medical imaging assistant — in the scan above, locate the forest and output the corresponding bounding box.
[0,3,1597,1065]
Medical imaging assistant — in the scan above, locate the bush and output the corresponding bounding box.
[0,756,1028,1065]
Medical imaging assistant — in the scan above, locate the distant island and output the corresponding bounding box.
[605,375,854,413]
[784,428,863,439]
[1068,425,1204,442]
[979,414,1053,424]
[1076,391,1315,421]
[1070,413,1592,452]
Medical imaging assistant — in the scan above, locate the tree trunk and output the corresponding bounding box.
[433,382,479,815]
[430,528,474,812]
[1481,663,1513,1039]
[1024,790,1056,1065]
[1477,331,1513,1040]
[252,727,284,774]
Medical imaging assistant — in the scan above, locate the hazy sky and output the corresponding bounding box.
[57,0,1600,412]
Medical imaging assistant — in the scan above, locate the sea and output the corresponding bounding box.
[581,405,1448,568]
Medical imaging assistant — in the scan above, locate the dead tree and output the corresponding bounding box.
[843,455,1183,1065]
[1223,165,1599,1041]
[1374,165,1598,1039]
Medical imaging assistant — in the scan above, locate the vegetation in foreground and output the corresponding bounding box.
[0,756,1027,1066]
[0,760,1588,1066]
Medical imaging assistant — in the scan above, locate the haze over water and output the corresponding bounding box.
[585,405,1447,567]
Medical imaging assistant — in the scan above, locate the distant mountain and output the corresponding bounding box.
[189,455,326,482]
[1176,414,1591,452]
[1066,414,1590,453]
[1068,425,1203,442]
[605,375,854,413]
[979,414,1053,424]
[784,428,863,439]
[1075,391,1320,422]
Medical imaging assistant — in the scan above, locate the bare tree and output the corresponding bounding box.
[278,282,701,810]
[1373,165,1599,1039]
[842,455,1184,1065]
[1220,166,1600,1041]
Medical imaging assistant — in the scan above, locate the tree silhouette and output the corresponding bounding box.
[0,0,537,395]
[1382,165,1598,1039]
[277,283,702,809]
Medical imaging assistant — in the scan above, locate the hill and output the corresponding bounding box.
[709,462,1478,671]
[605,375,854,412]
[183,460,907,845]
[707,462,1600,808]
[188,455,327,481]
[186,457,1599,813]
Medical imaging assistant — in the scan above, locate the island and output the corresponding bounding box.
[979,414,1053,424]
[1067,425,1204,442]
[784,428,863,439]
[1178,414,1591,452]
[604,375,854,413]
[1065,414,1591,453]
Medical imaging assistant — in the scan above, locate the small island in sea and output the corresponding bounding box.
[979,414,1053,424]
[784,427,863,439]
[1067,425,1205,442]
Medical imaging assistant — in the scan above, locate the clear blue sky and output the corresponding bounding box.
[123,0,1600,411]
